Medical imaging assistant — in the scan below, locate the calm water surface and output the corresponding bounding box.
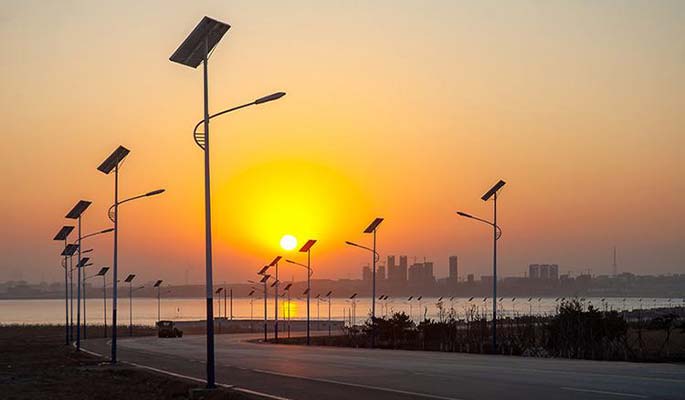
[1,297,680,326]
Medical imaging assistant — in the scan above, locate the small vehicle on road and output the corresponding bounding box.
[157,320,183,338]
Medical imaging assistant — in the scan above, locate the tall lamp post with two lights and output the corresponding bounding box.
[286,239,316,345]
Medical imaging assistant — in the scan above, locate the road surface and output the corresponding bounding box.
[82,333,685,400]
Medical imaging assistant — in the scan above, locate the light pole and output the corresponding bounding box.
[456,179,506,353]
[54,226,74,345]
[283,283,292,338]
[97,145,130,363]
[74,227,114,340]
[65,200,92,351]
[97,267,110,338]
[124,274,136,336]
[59,241,78,344]
[154,280,163,323]
[170,16,285,389]
[349,293,358,326]
[345,217,383,346]
[325,291,333,336]
[287,239,316,345]
[248,289,255,332]
[259,274,270,341]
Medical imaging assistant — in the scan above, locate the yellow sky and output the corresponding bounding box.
[1,1,683,284]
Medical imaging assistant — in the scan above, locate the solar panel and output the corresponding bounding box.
[299,239,317,252]
[259,274,270,283]
[153,280,163,287]
[283,283,292,291]
[350,293,358,299]
[257,266,269,275]
[170,16,230,68]
[76,257,90,268]
[325,291,332,297]
[269,256,282,266]
[124,274,136,283]
[97,267,110,276]
[364,217,384,233]
[61,244,79,256]
[53,226,74,241]
[66,200,92,219]
[97,145,130,174]
[481,180,506,201]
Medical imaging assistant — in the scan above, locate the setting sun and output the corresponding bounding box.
[280,235,297,251]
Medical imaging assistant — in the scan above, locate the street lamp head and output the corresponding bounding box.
[81,249,94,254]
[481,179,506,201]
[456,211,473,218]
[99,228,115,235]
[53,226,74,241]
[97,267,110,276]
[145,189,165,197]
[255,92,286,105]
[170,16,230,68]
[124,274,136,283]
[344,241,358,247]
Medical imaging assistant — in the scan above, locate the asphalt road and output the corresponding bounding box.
[82,333,685,400]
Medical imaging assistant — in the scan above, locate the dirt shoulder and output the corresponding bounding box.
[0,325,252,400]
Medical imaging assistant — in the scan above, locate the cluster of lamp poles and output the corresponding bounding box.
[52,146,166,356]
[52,16,508,390]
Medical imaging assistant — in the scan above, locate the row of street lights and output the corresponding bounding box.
[53,145,165,361]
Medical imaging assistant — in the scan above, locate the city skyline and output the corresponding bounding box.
[1,1,684,285]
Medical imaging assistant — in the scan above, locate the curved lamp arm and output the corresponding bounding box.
[344,241,381,262]
[455,211,502,240]
[108,189,165,222]
[285,259,315,278]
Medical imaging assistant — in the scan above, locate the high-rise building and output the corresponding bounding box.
[377,264,386,280]
[448,256,458,281]
[408,263,423,284]
[467,274,474,283]
[362,265,371,282]
[529,264,540,279]
[540,264,550,280]
[423,261,434,283]
[398,256,408,282]
[550,264,559,280]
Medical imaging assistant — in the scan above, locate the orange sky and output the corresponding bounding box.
[1,1,683,284]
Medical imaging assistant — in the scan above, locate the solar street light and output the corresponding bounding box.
[171,15,285,389]
[154,280,163,322]
[97,145,129,363]
[258,273,271,341]
[266,256,283,341]
[66,200,91,351]
[287,239,316,345]
[54,226,74,345]
[455,179,505,353]
[346,217,383,347]
[96,267,110,338]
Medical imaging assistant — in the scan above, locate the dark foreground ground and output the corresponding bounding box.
[0,325,251,400]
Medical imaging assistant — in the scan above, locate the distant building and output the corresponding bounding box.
[387,255,408,283]
[399,256,408,281]
[377,264,386,280]
[550,264,559,280]
[540,264,550,280]
[362,265,371,282]
[448,256,458,281]
[408,261,435,285]
[481,275,494,286]
[467,274,475,283]
[529,264,540,279]
[529,264,559,280]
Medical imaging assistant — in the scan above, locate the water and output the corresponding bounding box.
[1,297,681,327]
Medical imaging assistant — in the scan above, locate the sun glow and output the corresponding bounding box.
[280,235,297,251]
[214,159,370,260]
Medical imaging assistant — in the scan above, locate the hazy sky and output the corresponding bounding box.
[1,1,683,285]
